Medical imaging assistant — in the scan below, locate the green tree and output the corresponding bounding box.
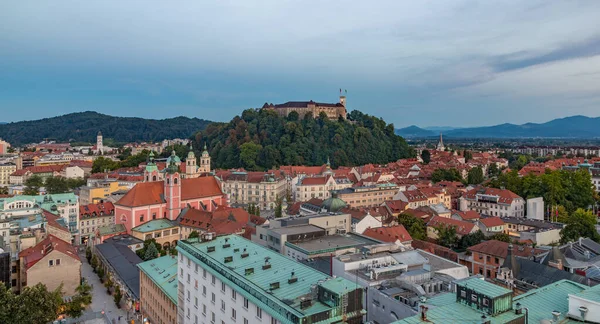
[431,168,463,183]
[44,176,69,194]
[104,276,113,294]
[560,208,600,243]
[144,242,159,261]
[188,230,200,239]
[239,142,263,170]
[435,224,458,249]
[458,230,485,250]
[24,175,44,195]
[64,283,92,318]
[97,267,105,282]
[85,247,92,263]
[91,255,98,271]
[488,163,499,178]
[397,213,427,240]
[467,167,484,185]
[463,150,473,162]
[0,186,8,195]
[274,196,283,218]
[489,233,511,242]
[421,150,431,164]
[12,283,63,324]
[92,157,119,173]
[113,288,122,308]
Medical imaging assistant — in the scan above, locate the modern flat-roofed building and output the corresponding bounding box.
[138,255,178,324]
[176,235,366,324]
[335,183,399,208]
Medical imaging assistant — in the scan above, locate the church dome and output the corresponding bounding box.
[322,195,347,213]
[166,150,181,164]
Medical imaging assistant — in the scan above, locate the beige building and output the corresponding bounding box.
[0,162,16,186]
[79,202,115,245]
[138,255,178,324]
[218,171,287,210]
[262,95,347,120]
[395,188,451,210]
[460,187,526,218]
[294,174,353,201]
[335,183,399,208]
[19,234,81,296]
[131,219,179,250]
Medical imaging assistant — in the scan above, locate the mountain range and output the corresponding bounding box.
[396,115,600,138]
[0,111,212,145]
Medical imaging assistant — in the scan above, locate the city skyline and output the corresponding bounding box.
[2,1,600,127]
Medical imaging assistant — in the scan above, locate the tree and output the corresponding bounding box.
[104,276,113,294]
[144,242,159,261]
[435,224,458,249]
[239,142,263,171]
[560,209,600,243]
[489,233,511,242]
[10,283,63,324]
[91,255,98,271]
[397,213,426,240]
[113,288,122,308]
[488,163,500,178]
[97,267,105,282]
[92,157,119,173]
[458,231,485,250]
[463,150,473,162]
[24,175,44,195]
[274,196,283,218]
[188,230,200,239]
[64,283,93,318]
[44,176,69,194]
[467,167,484,185]
[0,186,8,195]
[421,150,431,164]
[431,168,463,183]
[85,247,92,263]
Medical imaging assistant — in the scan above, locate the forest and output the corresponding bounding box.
[190,109,415,170]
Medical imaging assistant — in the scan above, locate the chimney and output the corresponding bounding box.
[551,311,561,322]
[420,305,428,321]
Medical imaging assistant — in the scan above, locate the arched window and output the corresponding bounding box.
[174,178,178,184]
[167,178,170,184]
[152,175,157,181]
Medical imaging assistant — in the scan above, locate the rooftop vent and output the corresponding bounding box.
[263,256,272,270]
[234,248,240,253]
[224,256,233,263]
[270,282,280,290]
[300,299,312,309]
[207,246,216,253]
[288,271,298,284]
[245,268,254,276]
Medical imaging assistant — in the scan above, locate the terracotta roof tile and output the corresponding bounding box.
[427,216,476,236]
[468,240,544,258]
[116,176,223,207]
[363,225,412,243]
[479,217,505,228]
[19,235,80,268]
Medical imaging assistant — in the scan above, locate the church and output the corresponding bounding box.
[143,143,211,182]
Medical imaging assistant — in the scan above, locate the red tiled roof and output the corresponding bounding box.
[453,210,480,220]
[363,225,412,243]
[116,176,223,207]
[279,165,326,177]
[178,206,265,235]
[468,240,544,258]
[69,160,93,168]
[42,210,69,234]
[479,217,505,228]
[11,165,65,177]
[80,202,115,218]
[384,200,408,213]
[19,235,80,268]
[300,176,329,186]
[427,216,476,236]
[411,240,458,262]
[463,187,522,204]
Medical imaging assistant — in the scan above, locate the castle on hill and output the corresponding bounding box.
[261,95,347,120]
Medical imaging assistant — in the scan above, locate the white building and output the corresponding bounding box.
[460,187,525,218]
[175,235,366,324]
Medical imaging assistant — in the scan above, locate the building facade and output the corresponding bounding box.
[79,202,115,245]
[336,183,399,209]
[219,171,287,210]
[262,95,347,120]
[138,255,178,324]
[460,187,525,218]
[0,162,16,187]
[176,235,365,324]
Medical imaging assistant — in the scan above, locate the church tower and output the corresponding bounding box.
[436,133,445,151]
[185,144,198,178]
[164,160,181,220]
[97,131,103,155]
[199,143,211,173]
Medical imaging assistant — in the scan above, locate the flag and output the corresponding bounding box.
[339,88,342,94]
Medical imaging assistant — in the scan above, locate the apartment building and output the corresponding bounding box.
[176,235,365,324]
[460,187,525,218]
[0,163,16,187]
[138,255,178,324]
[335,183,399,208]
[219,171,287,210]
[294,175,353,201]
[79,202,115,245]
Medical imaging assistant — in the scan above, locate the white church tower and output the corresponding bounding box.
[96,131,103,155]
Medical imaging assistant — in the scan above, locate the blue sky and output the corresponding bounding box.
[1,1,600,127]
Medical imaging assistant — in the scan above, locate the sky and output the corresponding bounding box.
[1,1,600,128]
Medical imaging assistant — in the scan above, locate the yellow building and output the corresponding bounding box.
[131,219,180,250]
[0,162,17,187]
[79,180,129,205]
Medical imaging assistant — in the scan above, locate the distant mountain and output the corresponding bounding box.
[445,115,600,138]
[395,125,435,137]
[0,111,213,145]
[423,126,462,132]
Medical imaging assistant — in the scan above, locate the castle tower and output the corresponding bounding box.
[199,143,211,173]
[96,131,103,155]
[164,160,181,220]
[436,133,445,151]
[186,143,198,178]
[339,95,346,107]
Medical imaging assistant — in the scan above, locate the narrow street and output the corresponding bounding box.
[79,252,135,324]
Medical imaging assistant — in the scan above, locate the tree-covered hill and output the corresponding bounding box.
[192,109,415,170]
[0,111,212,145]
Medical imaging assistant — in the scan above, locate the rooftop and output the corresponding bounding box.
[286,234,380,255]
[457,277,512,299]
[137,255,178,304]
[95,240,143,299]
[131,219,176,233]
[269,224,325,236]
[177,235,362,323]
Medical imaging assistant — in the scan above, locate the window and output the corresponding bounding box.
[232,308,237,320]
[232,289,237,300]
[243,297,248,309]
[139,214,144,222]
[211,312,215,323]
[471,294,478,302]
[56,259,61,266]
[271,317,277,324]
[203,304,206,315]
[49,260,54,267]
[152,212,156,220]
[203,285,206,296]
[187,290,190,301]
[212,274,216,285]
[187,273,191,283]
[483,298,489,306]
[244,319,248,324]
[256,307,262,319]
[221,282,226,292]
[195,315,198,324]
[195,264,199,273]
[211,293,216,303]
[460,290,466,298]
[221,300,225,311]
[195,279,198,289]
[203,268,207,278]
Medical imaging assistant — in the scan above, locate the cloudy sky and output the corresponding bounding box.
[2,1,600,127]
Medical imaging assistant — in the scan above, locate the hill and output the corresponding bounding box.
[193,109,415,170]
[0,111,212,145]
[395,125,435,138]
[445,115,600,138]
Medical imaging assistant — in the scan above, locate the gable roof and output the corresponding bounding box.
[427,216,476,236]
[20,234,80,268]
[452,210,480,220]
[363,225,412,243]
[177,206,264,236]
[116,176,223,207]
[463,187,522,204]
[468,240,545,258]
[479,217,505,228]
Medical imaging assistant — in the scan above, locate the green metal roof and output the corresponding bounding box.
[131,219,176,233]
[0,193,77,210]
[572,281,600,302]
[319,277,360,295]
[98,223,126,236]
[177,235,361,324]
[513,279,589,324]
[138,255,178,304]
[394,301,523,324]
[457,277,512,299]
